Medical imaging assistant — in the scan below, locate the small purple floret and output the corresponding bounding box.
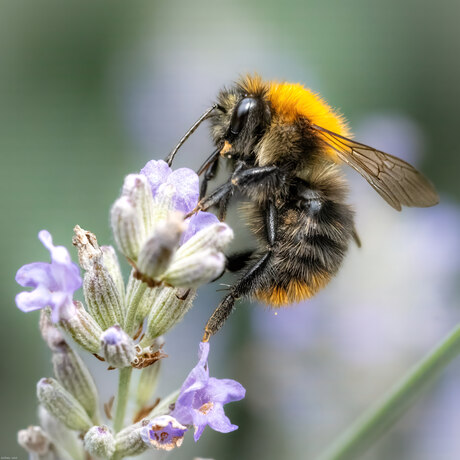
[141,416,187,451]
[101,325,123,345]
[15,230,82,322]
[172,342,246,441]
[140,160,219,241]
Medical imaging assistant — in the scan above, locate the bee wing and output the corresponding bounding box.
[311,124,439,211]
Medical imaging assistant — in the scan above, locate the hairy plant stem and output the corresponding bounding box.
[113,367,133,434]
[317,323,460,460]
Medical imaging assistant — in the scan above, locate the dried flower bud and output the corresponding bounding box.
[101,326,136,368]
[143,287,196,340]
[72,225,101,270]
[83,262,124,330]
[52,341,99,419]
[137,212,186,281]
[140,415,187,451]
[101,245,125,304]
[59,301,103,354]
[17,426,51,455]
[83,425,115,459]
[114,420,150,458]
[37,378,92,432]
[162,251,225,288]
[111,196,146,261]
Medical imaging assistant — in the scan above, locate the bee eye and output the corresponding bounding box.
[229,97,258,135]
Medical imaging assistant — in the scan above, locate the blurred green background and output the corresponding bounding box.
[1,1,460,459]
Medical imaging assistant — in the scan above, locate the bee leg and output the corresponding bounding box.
[226,250,255,272]
[203,251,271,342]
[198,181,233,212]
[218,192,231,220]
[231,165,280,187]
[203,202,278,341]
[200,157,220,199]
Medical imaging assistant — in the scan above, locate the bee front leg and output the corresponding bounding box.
[200,157,220,199]
[191,181,234,216]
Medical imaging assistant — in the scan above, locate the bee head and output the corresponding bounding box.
[210,80,271,160]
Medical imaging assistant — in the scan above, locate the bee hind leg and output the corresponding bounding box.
[202,201,277,341]
[202,251,271,342]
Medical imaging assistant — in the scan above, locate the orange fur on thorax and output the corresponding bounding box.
[239,74,350,161]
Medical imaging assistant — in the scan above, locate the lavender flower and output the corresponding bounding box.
[15,230,82,322]
[112,160,232,289]
[140,415,187,451]
[172,342,246,441]
[140,159,224,242]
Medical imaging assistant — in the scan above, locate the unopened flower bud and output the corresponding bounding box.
[38,406,82,460]
[151,182,175,225]
[137,213,185,280]
[101,245,125,303]
[59,301,103,354]
[177,222,234,258]
[114,420,150,458]
[40,309,66,351]
[143,287,196,340]
[133,285,160,326]
[17,426,51,455]
[111,196,146,261]
[162,251,225,288]
[37,378,92,432]
[122,174,156,235]
[101,326,136,368]
[141,415,187,451]
[52,342,99,419]
[124,270,149,335]
[83,425,115,459]
[84,263,124,330]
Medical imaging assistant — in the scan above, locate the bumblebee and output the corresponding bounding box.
[166,75,439,341]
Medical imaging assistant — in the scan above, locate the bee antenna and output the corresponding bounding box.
[165,104,218,166]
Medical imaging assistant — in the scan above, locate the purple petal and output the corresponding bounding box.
[167,168,199,213]
[178,341,210,393]
[193,422,206,442]
[15,262,55,290]
[140,160,172,195]
[182,212,220,243]
[54,262,82,292]
[206,404,238,434]
[205,377,246,404]
[15,286,51,312]
[39,230,72,265]
[15,230,81,321]
[50,299,75,323]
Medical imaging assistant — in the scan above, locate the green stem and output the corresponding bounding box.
[113,367,133,433]
[316,324,460,460]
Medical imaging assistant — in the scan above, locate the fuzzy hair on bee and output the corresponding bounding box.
[166,74,439,342]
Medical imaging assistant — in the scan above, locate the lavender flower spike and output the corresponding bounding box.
[172,342,246,441]
[15,230,82,322]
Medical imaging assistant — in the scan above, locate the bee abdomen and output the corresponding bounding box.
[250,193,354,307]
